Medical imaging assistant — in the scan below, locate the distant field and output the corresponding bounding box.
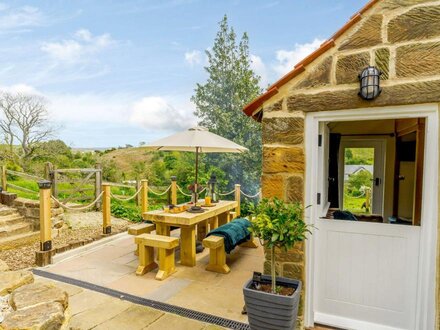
[100,147,153,176]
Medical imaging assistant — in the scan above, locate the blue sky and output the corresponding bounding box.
[0,0,362,148]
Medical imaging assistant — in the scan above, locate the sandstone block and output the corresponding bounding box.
[282,262,304,281]
[294,56,332,89]
[388,5,440,43]
[396,42,440,78]
[261,175,284,200]
[263,147,304,174]
[263,99,283,112]
[10,282,68,311]
[286,175,304,203]
[262,117,304,145]
[1,302,65,330]
[287,79,440,113]
[381,0,432,10]
[375,48,390,80]
[263,260,282,277]
[0,270,33,296]
[336,52,370,84]
[339,15,383,50]
[0,259,9,272]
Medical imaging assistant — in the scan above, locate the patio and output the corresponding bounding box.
[37,229,264,324]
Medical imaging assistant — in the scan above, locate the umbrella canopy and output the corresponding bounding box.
[143,126,248,205]
[143,126,248,153]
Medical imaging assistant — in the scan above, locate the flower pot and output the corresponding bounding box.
[243,275,301,330]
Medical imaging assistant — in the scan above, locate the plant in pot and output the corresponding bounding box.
[244,197,310,330]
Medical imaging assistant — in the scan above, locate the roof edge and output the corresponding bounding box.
[243,0,381,117]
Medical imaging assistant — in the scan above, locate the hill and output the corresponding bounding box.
[99,147,153,177]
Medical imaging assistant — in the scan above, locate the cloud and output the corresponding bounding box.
[0,83,41,95]
[250,54,269,88]
[41,29,115,63]
[129,96,196,131]
[273,38,324,76]
[0,5,43,31]
[184,50,202,66]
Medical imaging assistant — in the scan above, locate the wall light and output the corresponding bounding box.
[359,66,382,100]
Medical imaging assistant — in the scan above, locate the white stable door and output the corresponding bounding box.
[314,219,420,330]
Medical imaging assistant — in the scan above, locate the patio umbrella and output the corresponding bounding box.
[143,126,248,205]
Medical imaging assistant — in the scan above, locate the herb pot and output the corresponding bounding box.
[243,275,301,330]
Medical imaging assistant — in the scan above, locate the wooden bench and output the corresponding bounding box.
[202,233,258,274]
[135,233,179,280]
[128,223,155,255]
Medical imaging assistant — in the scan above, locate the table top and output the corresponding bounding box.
[142,200,238,227]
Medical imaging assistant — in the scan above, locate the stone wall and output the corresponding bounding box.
[12,198,64,231]
[259,1,440,328]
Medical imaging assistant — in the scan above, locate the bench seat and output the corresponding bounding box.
[135,233,179,280]
[128,223,155,255]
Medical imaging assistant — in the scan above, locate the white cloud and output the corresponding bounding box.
[0,83,41,95]
[250,54,269,88]
[0,5,43,31]
[129,96,196,131]
[273,38,324,76]
[184,50,202,66]
[41,29,115,63]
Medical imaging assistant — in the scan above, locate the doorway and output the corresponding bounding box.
[304,104,438,330]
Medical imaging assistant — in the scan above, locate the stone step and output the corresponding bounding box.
[0,213,25,226]
[0,205,17,217]
[0,222,32,238]
[0,231,38,246]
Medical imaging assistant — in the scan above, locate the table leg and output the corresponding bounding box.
[156,223,170,236]
[197,220,208,241]
[209,216,219,231]
[218,213,228,226]
[180,226,196,267]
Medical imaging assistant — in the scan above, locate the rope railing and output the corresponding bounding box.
[219,189,235,196]
[176,185,192,197]
[241,189,261,199]
[148,185,171,196]
[51,191,104,211]
[110,186,142,202]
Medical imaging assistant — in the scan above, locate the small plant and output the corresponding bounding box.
[249,197,311,294]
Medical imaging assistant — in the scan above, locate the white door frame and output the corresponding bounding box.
[304,103,439,330]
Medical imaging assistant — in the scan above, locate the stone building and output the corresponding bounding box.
[243,0,440,329]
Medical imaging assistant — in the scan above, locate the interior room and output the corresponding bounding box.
[320,118,425,226]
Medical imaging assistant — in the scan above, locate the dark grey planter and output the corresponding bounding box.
[243,275,301,330]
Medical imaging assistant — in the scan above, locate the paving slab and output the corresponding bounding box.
[145,313,206,330]
[93,305,164,330]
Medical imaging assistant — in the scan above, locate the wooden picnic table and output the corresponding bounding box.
[142,200,238,267]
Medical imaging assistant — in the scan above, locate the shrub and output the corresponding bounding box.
[249,198,310,293]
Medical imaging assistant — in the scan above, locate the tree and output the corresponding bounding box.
[0,92,54,166]
[191,15,262,191]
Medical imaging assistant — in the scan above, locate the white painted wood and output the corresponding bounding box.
[304,103,439,330]
[314,219,420,329]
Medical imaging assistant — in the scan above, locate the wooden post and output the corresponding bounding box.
[102,183,111,235]
[52,166,58,199]
[95,163,102,210]
[140,179,149,214]
[136,180,141,206]
[1,165,6,191]
[35,180,53,266]
[235,184,241,217]
[170,176,177,205]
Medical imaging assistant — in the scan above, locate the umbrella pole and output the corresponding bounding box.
[195,147,199,204]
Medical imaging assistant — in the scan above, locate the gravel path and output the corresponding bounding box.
[0,212,131,271]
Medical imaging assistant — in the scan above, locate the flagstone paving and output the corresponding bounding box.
[35,276,225,330]
[39,231,265,324]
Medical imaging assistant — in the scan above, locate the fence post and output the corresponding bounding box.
[51,165,58,199]
[35,180,53,266]
[1,165,6,191]
[141,179,149,215]
[102,183,111,235]
[95,163,102,210]
[171,176,177,205]
[235,184,241,217]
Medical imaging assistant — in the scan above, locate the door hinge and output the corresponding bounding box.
[317,193,321,205]
[318,134,322,147]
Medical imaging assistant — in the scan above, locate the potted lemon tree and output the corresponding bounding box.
[243,198,310,330]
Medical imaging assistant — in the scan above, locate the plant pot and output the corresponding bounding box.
[243,275,301,330]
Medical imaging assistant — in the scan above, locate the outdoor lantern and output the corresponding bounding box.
[207,174,218,203]
[358,66,382,100]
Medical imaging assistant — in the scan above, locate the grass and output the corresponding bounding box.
[343,193,369,214]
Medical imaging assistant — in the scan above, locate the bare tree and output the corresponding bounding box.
[0,92,54,163]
